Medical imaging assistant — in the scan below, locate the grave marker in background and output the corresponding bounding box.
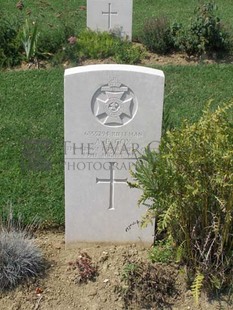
[64,64,165,244]
[87,0,133,40]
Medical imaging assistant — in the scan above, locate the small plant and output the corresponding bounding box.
[0,230,45,290]
[51,35,79,66]
[113,40,143,64]
[0,206,44,291]
[140,16,175,54]
[117,258,178,309]
[40,3,82,64]
[75,29,142,64]
[175,2,231,56]
[0,205,45,291]
[191,271,205,304]
[148,239,175,264]
[68,252,98,283]
[37,29,65,59]
[0,16,22,68]
[19,19,39,64]
[122,262,138,280]
[77,29,117,59]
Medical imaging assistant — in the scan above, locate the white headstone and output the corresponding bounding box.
[64,64,165,244]
[87,0,133,40]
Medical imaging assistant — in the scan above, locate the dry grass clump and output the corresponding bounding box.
[0,230,45,290]
[0,208,45,290]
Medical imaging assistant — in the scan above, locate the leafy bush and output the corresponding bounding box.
[74,29,142,64]
[77,30,117,59]
[113,41,143,64]
[140,16,175,54]
[51,39,79,66]
[0,17,22,68]
[130,102,233,293]
[175,2,232,56]
[37,29,65,58]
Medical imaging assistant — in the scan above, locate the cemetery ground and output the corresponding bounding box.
[1,60,233,310]
[1,1,233,309]
[0,229,232,310]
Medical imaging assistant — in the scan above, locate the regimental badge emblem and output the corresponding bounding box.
[91,78,138,127]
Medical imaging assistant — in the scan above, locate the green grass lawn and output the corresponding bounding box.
[162,64,233,127]
[1,0,233,39]
[0,69,64,226]
[133,0,233,37]
[1,0,233,226]
[1,64,233,226]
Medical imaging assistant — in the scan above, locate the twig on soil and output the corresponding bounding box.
[34,294,43,310]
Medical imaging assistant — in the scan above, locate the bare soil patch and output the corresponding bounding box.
[7,47,233,72]
[140,51,233,66]
[78,47,233,67]
[0,230,232,310]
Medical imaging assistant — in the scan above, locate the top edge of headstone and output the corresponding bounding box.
[64,65,164,78]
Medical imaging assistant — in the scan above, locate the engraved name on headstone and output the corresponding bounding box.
[65,64,165,243]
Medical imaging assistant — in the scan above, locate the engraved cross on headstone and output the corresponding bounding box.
[96,162,127,210]
[102,3,118,29]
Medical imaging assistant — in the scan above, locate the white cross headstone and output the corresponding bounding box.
[64,64,165,244]
[87,0,133,40]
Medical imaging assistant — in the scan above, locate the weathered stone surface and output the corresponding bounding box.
[64,64,165,243]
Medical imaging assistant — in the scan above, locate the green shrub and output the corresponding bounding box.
[113,41,143,64]
[77,29,117,59]
[37,29,65,58]
[74,29,142,64]
[51,38,79,66]
[130,102,233,292]
[37,7,81,60]
[140,16,175,54]
[175,2,232,56]
[0,17,22,68]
